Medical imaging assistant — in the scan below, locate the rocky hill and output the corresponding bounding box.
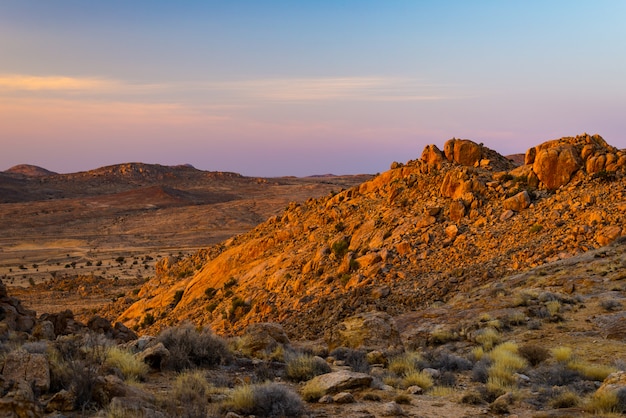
[117,134,625,339]
[4,164,57,177]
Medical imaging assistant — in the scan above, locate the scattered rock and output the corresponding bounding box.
[45,390,76,413]
[305,370,373,395]
[596,371,626,396]
[500,209,514,221]
[503,191,531,212]
[326,311,403,351]
[333,392,355,404]
[0,379,42,417]
[406,385,423,395]
[596,225,623,246]
[239,322,290,354]
[381,401,405,416]
[136,342,170,370]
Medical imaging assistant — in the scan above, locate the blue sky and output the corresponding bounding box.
[1,0,625,176]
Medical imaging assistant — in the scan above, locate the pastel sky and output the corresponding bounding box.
[1,1,625,176]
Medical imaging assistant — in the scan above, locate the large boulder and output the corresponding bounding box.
[503,191,531,212]
[420,144,445,170]
[325,311,403,351]
[136,342,170,370]
[305,370,373,395]
[596,371,626,400]
[532,145,582,190]
[2,351,50,393]
[0,281,37,333]
[524,134,625,190]
[444,139,483,167]
[0,379,42,417]
[239,323,290,355]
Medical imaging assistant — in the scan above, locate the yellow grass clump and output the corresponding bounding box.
[402,370,434,390]
[551,346,573,363]
[105,346,149,382]
[475,327,500,350]
[388,351,422,376]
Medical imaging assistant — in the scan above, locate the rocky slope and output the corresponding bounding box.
[118,134,625,340]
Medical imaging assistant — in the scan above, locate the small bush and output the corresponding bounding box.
[545,300,561,316]
[331,240,349,257]
[472,358,491,383]
[518,344,549,366]
[286,353,331,382]
[223,383,305,417]
[171,370,210,418]
[600,299,622,312]
[329,347,370,373]
[427,351,472,372]
[156,323,230,371]
[223,385,254,413]
[530,363,582,386]
[550,390,580,409]
[363,391,382,401]
[394,394,412,404]
[105,346,149,382]
[461,391,484,405]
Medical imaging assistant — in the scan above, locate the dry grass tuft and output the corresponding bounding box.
[105,346,149,382]
[285,353,331,382]
[475,327,500,350]
[301,379,326,402]
[388,351,423,376]
[402,370,433,390]
[551,346,573,363]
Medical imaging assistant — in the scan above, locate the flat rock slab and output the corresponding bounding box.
[307,370,373,395]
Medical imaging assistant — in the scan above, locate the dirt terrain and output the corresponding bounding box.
[0,163,369,294]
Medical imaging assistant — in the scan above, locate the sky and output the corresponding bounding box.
[1,1,625,177]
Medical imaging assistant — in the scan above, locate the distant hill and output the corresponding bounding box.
[4,164,57,177]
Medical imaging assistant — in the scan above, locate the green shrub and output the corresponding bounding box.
[331,240,349,257]
[286,353,331,382]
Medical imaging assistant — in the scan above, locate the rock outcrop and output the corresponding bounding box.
[117,134,625,339]
[524,134,626,190]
